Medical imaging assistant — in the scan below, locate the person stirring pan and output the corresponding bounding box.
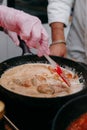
[0,5,50,57]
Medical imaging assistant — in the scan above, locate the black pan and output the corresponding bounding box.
[0,40,87,130]
[52,94,87,130]
[0,53,87,105]
[0,39,87,104]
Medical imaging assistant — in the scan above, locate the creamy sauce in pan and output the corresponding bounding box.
[0,63,83,98]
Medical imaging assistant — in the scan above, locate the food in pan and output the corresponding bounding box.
[0,63,83,97]
[66,112,87,130]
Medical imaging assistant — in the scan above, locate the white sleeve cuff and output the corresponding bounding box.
[47,0,74,26]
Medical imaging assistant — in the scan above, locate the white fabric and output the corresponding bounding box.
[47,0,87,64]
[67,0,87,64]
[47,0,74,26]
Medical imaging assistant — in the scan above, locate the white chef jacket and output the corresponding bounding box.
[47,0,87,64]
[47,0,74,26]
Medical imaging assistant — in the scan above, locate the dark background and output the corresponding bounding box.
[7,0,48,23]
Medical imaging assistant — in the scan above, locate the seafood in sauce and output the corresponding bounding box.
[0,63,83,98]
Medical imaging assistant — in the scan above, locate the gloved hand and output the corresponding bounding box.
[0,5,50,56]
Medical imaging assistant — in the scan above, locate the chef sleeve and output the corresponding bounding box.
[47,0,74,26]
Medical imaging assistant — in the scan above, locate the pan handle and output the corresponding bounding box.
[18,36,33,56]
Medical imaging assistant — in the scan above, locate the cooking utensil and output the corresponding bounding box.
[18,37,70,87]
[52,94,87,130]
[0,55,87,130]
[0,100,19,130]
[0,37,87,130]
[4,115,19,130]
[44,55,71,87]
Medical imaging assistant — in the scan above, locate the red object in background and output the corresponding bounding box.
[66,113,87,130]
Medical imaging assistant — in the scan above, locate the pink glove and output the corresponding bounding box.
[0,5,50,56]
